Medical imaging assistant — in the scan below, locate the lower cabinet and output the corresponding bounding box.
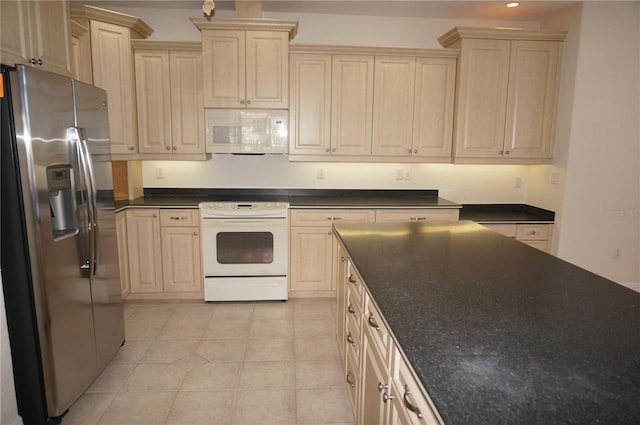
[482,222,553,253]
[123,208,202,299]
[290,208,459,297]
[336,241,442,425]
[115,211,131,299]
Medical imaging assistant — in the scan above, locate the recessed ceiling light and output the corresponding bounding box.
[506,2,520,7]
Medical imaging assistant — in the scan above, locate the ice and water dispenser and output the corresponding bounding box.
[47,164,77,238]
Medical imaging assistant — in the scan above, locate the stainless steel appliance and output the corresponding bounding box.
[1,65,125,425]
[205,109,288,154]
[200,202,289,301]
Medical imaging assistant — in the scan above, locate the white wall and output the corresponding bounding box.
[531,2,640,289]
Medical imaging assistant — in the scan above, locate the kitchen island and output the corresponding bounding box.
[333,221,640,424]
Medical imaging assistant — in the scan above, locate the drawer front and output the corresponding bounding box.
[522,240,550,252]
[364,294,390,363]
[346,287,363,338]
[345,316,361,360]
[375,208,460,222]
[516,224,550,241]
[290,209,375,226]
[482,223,517,237]
[393,347,441,425]
[160,209,199,227]
[345,345,360,416]
[346,262,363,306]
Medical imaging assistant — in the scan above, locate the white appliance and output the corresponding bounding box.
[205,109,288,154]
[200,202,289,301]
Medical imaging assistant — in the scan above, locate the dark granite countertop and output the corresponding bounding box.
[459,204,555,222]
[333,221,640,425]
[114,189,460,211]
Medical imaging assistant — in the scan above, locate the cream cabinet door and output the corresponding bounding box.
[290,227,334,292]
[115,211,130,299]
[126,209,163,293]
[331,55,374,155]
[71,20,93,84]
[201,29,245,108]
[170,50,205,154]
[412,57,456,160]
[504,41,561,159]
[372,56,416,156]
[90,20,138,154]
[135,50,172,154]
[245,31,289,109]
[1,0,72,76]
[361,325,391,425]
[161,227,202,293]
[454,38,511,159]
[289,53,332,155]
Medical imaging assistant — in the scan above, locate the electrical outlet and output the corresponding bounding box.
[396,169,404,180]
[317,168,325,180]
[404,169,412,180]
[515,176,522,188]
[155,167,164,179]
[550,172,560,185]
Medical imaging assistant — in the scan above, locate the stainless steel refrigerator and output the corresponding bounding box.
[1,65,125,425]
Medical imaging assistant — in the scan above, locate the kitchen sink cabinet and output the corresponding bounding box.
[1,0,72,77]
[71,5,153,157]
[289,209,375,297]
[123,208,202,299]
[288,46,458,163]
[438,27,565,164]
[133,41,206,159]
[191,19,297,109]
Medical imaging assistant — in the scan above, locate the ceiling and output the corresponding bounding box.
[76,0,579,21]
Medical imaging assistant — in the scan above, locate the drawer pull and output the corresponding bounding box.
[346,332,356,346]
[170,216,188,221]
[403,385,423,419]
[341,256,347,263]
[409,217,426,221]
[383,392,395,403]
[367,313,380,330]
[378,382,388,392]
[347,304,356,316]
[348,274,358,286]
[326,217,342,221]
[346,371,356,388]
[530,230,537,235]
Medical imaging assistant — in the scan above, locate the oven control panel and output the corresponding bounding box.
[199,202,289,218]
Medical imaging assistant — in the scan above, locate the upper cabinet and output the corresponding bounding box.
[71,5,153,157]
[438,27,566,164]
[1,0,72,76]
[289,45,458,163]
[191,18,298,109]
[132,41,206,159]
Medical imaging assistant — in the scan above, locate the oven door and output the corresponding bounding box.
[201,218,288,276]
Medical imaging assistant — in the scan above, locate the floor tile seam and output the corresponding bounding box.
[91,391,117,425]
[159,390,180,425]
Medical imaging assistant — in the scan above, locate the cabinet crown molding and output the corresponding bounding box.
[438,26,567,47]
[289,44,459,58]
[190,17,298,40]
[131,40,202,51]
[70,4,154,38]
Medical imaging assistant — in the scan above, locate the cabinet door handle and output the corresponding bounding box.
[413,149,417,154]
[346,332,356,346]
[499,150,504,155]
[166,146,171,150]
[172,146,177,151]
[325,148,330,152]
[383,392,395,403]
[367,313,380,330]
[246,99,252,105]
[193,231,199,236]
[505,150,510,155]
[153,213,158,218]
[408,149,412,154]
[128,146,135,151]
[346,371,356,387]
[348,274,358,286]
[240,100,245,105]
[341,256,347,263]
[347,304,356,316]
[403,385,423,419]
[378,382,388,392]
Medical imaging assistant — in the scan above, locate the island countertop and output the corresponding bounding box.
[333,221,640,424]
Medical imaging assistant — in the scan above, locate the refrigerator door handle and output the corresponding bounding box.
[77,127,99,275]
[68,127,92,270]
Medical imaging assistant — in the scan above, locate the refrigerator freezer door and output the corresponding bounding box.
[9,66,99,417]
[73,80,125,371]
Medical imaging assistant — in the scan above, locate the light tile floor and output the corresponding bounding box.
[63,298,355,425]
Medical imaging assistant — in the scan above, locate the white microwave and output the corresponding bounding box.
[205,109,288,154]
